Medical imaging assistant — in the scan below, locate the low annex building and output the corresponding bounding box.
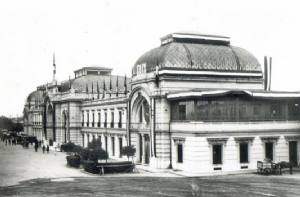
[24,32,300,173]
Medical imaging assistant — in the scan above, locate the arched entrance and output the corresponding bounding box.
[130,90,151,164]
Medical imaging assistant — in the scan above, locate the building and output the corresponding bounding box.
[24,32,300,173]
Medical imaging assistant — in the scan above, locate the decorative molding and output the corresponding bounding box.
[207,137,228,144]
[173,137,185,144]
[284,135,300,141]
[260,136,280,143]
[234,137,255,144]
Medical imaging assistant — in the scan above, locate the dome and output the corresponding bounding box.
[132,33,262,76]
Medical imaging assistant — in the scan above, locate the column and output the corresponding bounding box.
[142,134,146,164]
[101,133,105,150]
[84,133,88,148]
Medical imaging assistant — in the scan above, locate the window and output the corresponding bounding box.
[111,111,114,128]
[92,112,95,127]
[82,134,84,147]
[139,106,143,123]
[86,111,89,127]
[118,111,122,128]
[265,142,273,161]
[98,112,101,127]
[270,103,282,119]
[178,103,186,120]
[177,144,183,163]
[105,136,108,152]
[212,144,222,164]
[104,112,107,128]
[119,138,123,158]
[81,111,84,126]
[98,135,102,146]
[239,143,249,163]
[111,137,115,156]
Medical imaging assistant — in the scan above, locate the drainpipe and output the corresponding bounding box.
[168,120,172,169]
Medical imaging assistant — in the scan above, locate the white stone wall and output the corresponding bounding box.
[170,133,300,173]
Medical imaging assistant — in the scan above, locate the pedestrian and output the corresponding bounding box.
[5,139,7,146]
[42,145,45,153]
[46,145,49,153]
[34,142,38,152]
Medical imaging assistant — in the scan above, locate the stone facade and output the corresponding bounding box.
[24,32,300,174]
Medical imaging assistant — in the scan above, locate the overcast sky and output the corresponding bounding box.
[0,0,299,117]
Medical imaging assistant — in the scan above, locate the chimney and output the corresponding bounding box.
[264,56,268,91]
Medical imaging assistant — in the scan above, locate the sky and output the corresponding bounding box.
[0,0,300,117]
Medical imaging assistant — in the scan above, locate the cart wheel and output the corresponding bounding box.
[264,168,272,175]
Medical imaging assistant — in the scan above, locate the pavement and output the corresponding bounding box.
[1,140,300,185]
[0,141,94,187]
[2,141,300,196]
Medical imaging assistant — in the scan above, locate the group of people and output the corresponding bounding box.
[0,133,52,154]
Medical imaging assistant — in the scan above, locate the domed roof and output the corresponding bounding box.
[132,33,262,76]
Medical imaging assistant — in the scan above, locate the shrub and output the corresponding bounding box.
[61,142,76,152]
[121,146,136,161]
[66,155,81,168]
[82,160,100,174]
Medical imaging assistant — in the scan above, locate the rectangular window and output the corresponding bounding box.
[118,111,122,128]
[265,142,273,161]
[111,111,114,128]
[105,136,108,152]
[81,111,84,127]
[98,135,102,146]
[239,143,249,163]
[213,144,222,164]
[92,113,95,127]
[177,144,183,163]
[111,137,115,156]
[178,103,186,120]
[119,138,123,158]
[86,112,89,127]
[104,112,107,128]
[98,112,101,127]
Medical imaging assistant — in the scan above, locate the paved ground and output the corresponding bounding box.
[1,141,300,196]
[0,141,94,187]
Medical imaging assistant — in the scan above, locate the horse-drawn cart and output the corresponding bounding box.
[257,160,293,175]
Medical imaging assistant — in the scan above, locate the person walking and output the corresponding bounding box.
[46,145,49,153]
[42,145,46,153]
[34,142,38,152]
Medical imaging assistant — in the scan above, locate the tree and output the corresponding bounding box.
[121,145,136,161]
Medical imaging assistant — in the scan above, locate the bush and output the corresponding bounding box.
[61,142,76,152]
[121,146,136,161]
[82,160,100,174]
[66,155,81,168]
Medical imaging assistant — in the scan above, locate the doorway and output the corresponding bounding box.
[265,142,274,161]
[289,141,298,166]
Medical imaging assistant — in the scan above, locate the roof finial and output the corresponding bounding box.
[53,53,56,82]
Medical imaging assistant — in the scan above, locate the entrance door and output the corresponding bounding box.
[265,142,273,161]
[289,141,298,166]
